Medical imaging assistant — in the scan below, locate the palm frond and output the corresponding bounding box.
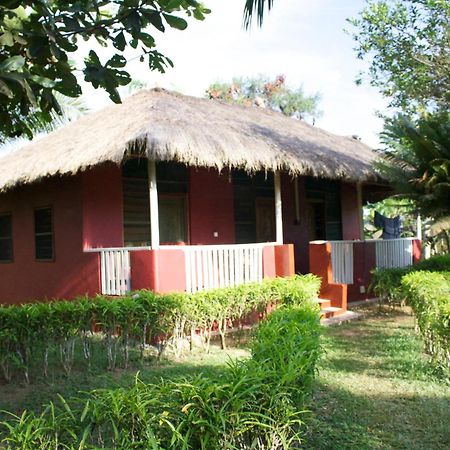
[243,0,274,29]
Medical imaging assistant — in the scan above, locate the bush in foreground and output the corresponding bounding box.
[371,254,450,372]
[401,271,450,371]
[0,275,321,383]
[0,303,321,449]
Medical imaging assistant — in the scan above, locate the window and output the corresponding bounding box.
[233,170,275,244]
[0,214,13,262]
[35,208,54,260]
[159,196,188,244]
[122,159,189,246]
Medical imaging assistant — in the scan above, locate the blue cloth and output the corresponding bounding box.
[374,211,402,239]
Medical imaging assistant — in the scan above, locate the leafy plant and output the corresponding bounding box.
[401,271,450,371]
[0,301,321,449]
[0,0,210,140]
[0,275,322,384]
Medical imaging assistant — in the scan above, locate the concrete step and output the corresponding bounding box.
[320,306,344,319]
[315,298,331,309]
[321,310,361,326]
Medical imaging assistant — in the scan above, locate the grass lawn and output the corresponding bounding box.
[0,305,449,449]
[307,305,450,450]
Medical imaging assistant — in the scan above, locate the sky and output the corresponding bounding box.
[0,0,387,156]
[83,0,388,147]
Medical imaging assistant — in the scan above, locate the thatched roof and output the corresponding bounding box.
[0,88,379,192]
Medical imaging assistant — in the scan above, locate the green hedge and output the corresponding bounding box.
[0,286,321,449]
[370,254,450,371]
[0,274,320,383]
[401,271,450,371]
[370,254,450,305]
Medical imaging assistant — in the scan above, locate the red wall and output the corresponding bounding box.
[0,176,100,304]
[189,167,235,245]
[348,241,376,301]
[341,183,361,240]
[130,249,186,293]
[82,163,124,249]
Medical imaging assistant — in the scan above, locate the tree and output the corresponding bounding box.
[376,113,450,223]
[348,0,450,113]
[0,0,209,141]
[206,75,321,121]
[0,92,89,154]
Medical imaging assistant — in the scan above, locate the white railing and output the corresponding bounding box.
[327,238,415,284]
[330,241,354,284]
[183,243,270,293]
[373,238,413,269]
[84,247,149,295]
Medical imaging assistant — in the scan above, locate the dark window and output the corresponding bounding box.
[159,196,188,244]
[122,158,189,246]
[123,159,151,246]
[233,170,275,244]
[305,178,342,240]
[0,214,13,262]
[35,208,54,260]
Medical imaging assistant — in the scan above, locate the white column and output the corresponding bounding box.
[356,182,364,240]
[274,171,283,244]
[148,159,160,248]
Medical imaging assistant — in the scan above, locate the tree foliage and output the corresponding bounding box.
[376,113,450,221]
[348,0,450,112]
[0,0,209,141]
[207,74,321,121]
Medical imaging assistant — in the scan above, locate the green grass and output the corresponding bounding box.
[0,307,449,449]
[306,305,450,450]
[0,335,251,417]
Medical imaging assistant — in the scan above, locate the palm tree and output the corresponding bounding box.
[0,93,88,155]
[243,0,274,29]
[376,113,450,252]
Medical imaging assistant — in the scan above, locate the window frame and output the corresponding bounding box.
[159,193,190,245]
[34,206,55,262]
[0,212,13,263]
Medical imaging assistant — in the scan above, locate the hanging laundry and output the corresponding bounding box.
[374,211,402,239]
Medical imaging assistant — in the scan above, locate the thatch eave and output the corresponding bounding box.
[0,88,381,193]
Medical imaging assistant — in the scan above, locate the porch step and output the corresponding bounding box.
[320,306,344,319]
[315,298,331,309]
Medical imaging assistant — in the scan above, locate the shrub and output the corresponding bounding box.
[0,296,321,449]
[370,254,450,371]
[371,253,450,306]
[0,275,321,383]
[401,271,450,371]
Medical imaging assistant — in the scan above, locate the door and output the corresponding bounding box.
[256,198,276,242]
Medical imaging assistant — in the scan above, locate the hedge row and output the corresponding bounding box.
[370,253,450,306]
[0,289,321,448]
[0,274,320,383]
[401,271,450,371]
[371,254,450,371]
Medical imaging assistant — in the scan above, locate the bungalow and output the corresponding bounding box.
[0,89,420,315]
